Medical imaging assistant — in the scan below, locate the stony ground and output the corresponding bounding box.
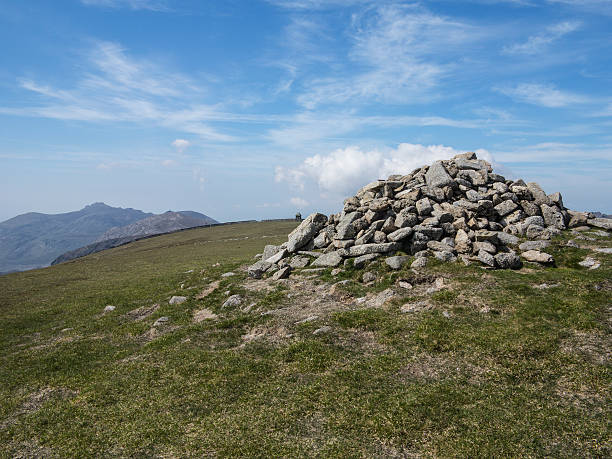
[0,221,610,457]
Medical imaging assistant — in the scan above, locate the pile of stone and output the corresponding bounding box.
[249,152,608,277]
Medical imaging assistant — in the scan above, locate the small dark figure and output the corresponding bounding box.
[295,212,302,222]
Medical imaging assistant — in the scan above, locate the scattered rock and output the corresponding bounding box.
[331,268,343,276]
[313,326,332,335]
[295,315,318,324]
[362,271,377,283]
[221,272,235,278]
[103,305,116,312]
[522,250,554,264]
[169,296,187,305]
[578,257,601,270]
[385,256,411,270]
[411,257,428,269]
[153,317,169,327]
[398,280,413,289]
[222,294,243,308]
[247,260,273,279]
[534,283,560,290]
[593,247,612,254]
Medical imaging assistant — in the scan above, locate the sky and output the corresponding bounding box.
[1,0,611,223]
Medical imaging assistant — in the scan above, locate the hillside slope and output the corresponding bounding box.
[0,220,609,457]
[0,203,152,273]
[95,211,217,242]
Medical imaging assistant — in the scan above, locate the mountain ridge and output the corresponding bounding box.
[0,204,216,273]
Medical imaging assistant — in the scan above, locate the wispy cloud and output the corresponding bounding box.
[266,0,371,10]
[496,83,590,107]
[2,41,234,141]
[80,0,169,11]
[295,4,481,108]
[503,21,581,55]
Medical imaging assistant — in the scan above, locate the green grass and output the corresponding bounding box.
[1,221,610,457]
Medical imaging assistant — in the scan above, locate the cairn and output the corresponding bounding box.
[249,152,609,278]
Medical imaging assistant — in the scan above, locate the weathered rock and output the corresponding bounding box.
[494,232,519,246]
[518,240,550,251]
[541,204,565,230]
[289,256,310,269]
[495,252,522,269]
[522,250,554,264]
[272,266,292,280]
[427,241,455,253]
[578,257,600,269]
[169,296,187,305]
[352,253,380,268]
[287,212,328,252]
[411,257,427,269]
[310,251,343,267]
[362,271,377,283]
[416,197,433,216]
[103,305,116,312]
[387,227,413,242]
[527,182,552,206]
[266,248,288,264]
[454,229,472,254]
[478,250,496,267]
[434,251,456,262]
[587,218,612,230]
[385,256,411,270]
[425,161,453,188]
[474,241,496,254]
[248,260,273,278]
[262,244,281,260]
[222,294,243,308]
[348,242,401,257]
[494,200,518,217]
[153,317,169,327]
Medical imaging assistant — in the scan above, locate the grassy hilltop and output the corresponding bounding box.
[0,220,610,457]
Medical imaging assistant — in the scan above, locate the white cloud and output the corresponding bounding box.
[161,159,177,167]
[290,197,309,207]
[496,83,590,107]
[503,21,581,55]
[275,143,492,196]
[80,0,169,11]
[172,139,190,153]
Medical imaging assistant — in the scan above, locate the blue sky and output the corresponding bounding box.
[1,0,611,222]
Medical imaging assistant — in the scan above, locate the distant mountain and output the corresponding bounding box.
[0,204,218,274]
[51,211,218,266]
[95,211,217,242]
[0,203,152,273]
[591,211,612,219]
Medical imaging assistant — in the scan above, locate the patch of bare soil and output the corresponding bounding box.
[398,354,487,383]
[193,308,218,323]
[124,303,160,322]
[1,387,78,430]
[196,280,220,299]
[560,331,611,365]
[242,278,275,293]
